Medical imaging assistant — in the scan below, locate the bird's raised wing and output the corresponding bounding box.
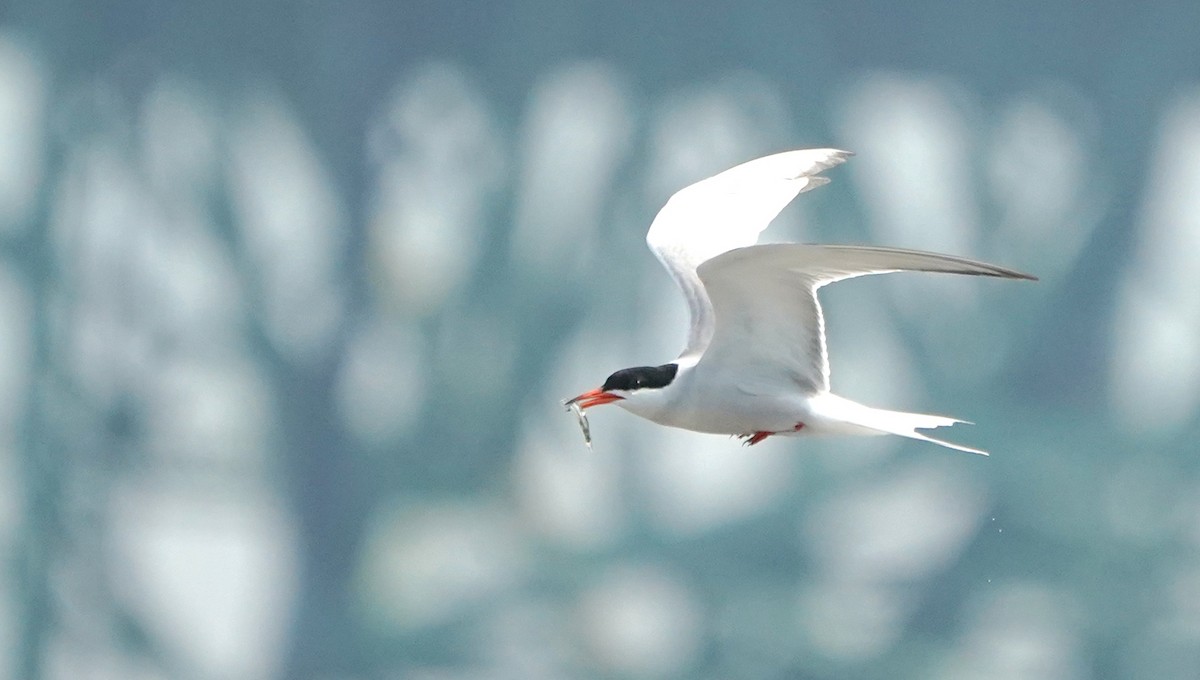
[646,149,853,360]
[695,244,1037,393]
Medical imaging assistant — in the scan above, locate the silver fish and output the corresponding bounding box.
[563,397,592,450]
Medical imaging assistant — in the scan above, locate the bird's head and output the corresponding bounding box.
[566,363,680,417]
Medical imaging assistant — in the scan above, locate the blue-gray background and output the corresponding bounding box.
[2,2,1198,679]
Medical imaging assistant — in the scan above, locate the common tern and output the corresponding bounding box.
[566,149,1035,454]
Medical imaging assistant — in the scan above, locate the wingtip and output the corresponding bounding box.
[1003,270,1039,282]
[823,148,855,164]
[985,266,1038,282]
[795,148,855,178]
[939,439,990,456]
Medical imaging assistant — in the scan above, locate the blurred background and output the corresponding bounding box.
[2,1,1199,678]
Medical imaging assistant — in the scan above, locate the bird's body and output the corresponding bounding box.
[619,363,888,440]
[566,148,1035,455]
[608,354,808,436]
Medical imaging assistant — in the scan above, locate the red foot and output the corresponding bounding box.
[739,423,805,447]
[745,431,771,446]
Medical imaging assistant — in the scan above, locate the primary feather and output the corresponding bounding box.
[696,244,1035,393]
[646,149,854,360]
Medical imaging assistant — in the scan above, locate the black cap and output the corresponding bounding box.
[601,363,679,392]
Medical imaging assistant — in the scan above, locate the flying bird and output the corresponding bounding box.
[565,149,1035,455]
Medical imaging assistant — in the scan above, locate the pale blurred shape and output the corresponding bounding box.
[0,32,45,231]
[513,418,624,550]
[539,304,636,421]
[1111,90,1200,433]
[637,430,794,535]
[61,296,153,409]
[634,247,695,364]
[337,318,424,446]
[1142,564,1200,676]
[46,640,167,680]
[797,461,983,661]
[49,142,137,279]
[839,73,980,256]
[130,211,245,349]
[511,62,632,281]
[577,564,701,677]
[1103,453,1183,543]
[228,90,345,361]
[1167,564,1200,639]
[109,485,297,680]
[646,72,797,237]
[139,78,219,203]
[50,152,263,461]
[357,502,525,631]
[1163,500,1200,656]
[798,579,909,660]
[515,317,631,549]
[817,282,919,465]
[49,143,157,405]
[804,462,986,582]
[474,600,574,680]
[1112,292,1200,432]
[987,89,1099,279]
[142,356,273,466]
[838,74,992,378]
[432,301,519,401]
[937,584,1084,680]
[0,263,31,432]
[368,63,503,314]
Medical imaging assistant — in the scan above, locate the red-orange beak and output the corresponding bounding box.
[567,388,624,410]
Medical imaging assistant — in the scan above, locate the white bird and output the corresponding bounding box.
[565,148,1036,455]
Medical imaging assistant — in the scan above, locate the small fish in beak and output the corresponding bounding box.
[562,397,592,450]
[563,389,624,450]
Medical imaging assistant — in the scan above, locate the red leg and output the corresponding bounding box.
[740,423,803,447]
[745,431,772,446]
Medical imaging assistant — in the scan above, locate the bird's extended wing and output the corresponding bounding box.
[695,244,1037,393]
[645,149,853,360]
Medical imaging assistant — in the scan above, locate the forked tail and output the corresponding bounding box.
[812,393,988,455]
